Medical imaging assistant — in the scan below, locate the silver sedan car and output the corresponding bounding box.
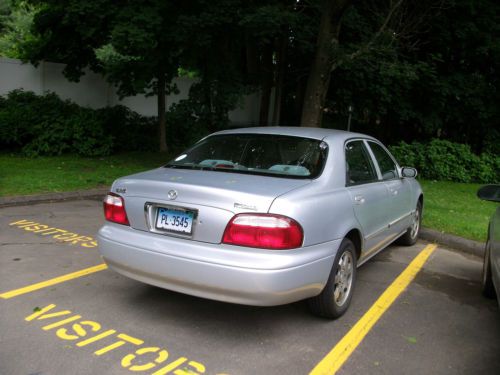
[97,127,422,318]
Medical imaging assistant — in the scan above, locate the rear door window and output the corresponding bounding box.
[345,141,378,186]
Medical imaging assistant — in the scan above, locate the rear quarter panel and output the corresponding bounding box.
[269,184,359,247]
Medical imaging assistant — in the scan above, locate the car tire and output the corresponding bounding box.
[308,238,357,319]
[482,240,496,299]
[397,200,422,246]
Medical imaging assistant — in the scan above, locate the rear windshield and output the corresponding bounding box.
[165,134,328,179]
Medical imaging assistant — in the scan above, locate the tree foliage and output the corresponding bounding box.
[21,0,184,151]
[324,0,500,153]
[2,0,498,154]
[0,1,37,58]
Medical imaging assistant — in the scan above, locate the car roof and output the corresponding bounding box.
[211,126,377,143]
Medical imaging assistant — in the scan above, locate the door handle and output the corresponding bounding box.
[354,195,365,204]
[389,188,398,196]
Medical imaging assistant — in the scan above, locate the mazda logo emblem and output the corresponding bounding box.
[167,190,178,200]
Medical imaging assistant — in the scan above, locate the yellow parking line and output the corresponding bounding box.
[0,264,108,299]
[309,243,437,375]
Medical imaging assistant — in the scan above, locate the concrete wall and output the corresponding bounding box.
[0,57,262,126]
[0,57,112,108]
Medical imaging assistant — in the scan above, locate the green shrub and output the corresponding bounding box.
[478,153,500,183]
[0,88,237,157]
[97,105,156,152]
[166,100,211,153]
[0,90,159,156]
[390,139,499,184]
[0,90,212,156]
[0,90,113,156]
[71,108,114,156]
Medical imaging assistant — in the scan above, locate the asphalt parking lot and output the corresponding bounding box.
[1,199,499,375]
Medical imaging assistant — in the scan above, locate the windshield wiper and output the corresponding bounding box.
[164,164,223,171]
[164,164,197,170]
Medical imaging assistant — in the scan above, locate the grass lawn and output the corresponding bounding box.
[420,180,496,242]
[0,153,496,242]
[0,152,172,197]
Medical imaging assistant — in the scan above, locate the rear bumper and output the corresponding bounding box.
[97,224,340,306]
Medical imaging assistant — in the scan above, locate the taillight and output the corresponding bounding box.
[103,193,130,226]
[222,214,303,250]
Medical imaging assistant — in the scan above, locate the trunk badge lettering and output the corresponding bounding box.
[115,188,126,194]
[234,203,257,211]
[168,190,178,200]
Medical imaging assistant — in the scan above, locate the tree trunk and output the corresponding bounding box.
[158,72,167,152]
[272,36,287,126]
[259,44,273,126]
[245,34,260,83]
[300,0,351,127]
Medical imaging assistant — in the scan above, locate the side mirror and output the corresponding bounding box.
[477,185,500,203]
[401,167,417,178]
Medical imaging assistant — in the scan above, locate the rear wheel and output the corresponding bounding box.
[308,238,357,319]
[482,240,496,299]
[398,201,422,246]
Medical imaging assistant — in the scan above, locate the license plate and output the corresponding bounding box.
[155,207,195,235]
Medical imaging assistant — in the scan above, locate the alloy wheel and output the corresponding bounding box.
[410,208,420,239]
[333,250,354,306]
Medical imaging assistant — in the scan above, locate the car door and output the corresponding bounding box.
[491,207,500,298]
[345,140,391,257]
[367,141,412,235]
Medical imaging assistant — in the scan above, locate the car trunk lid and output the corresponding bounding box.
[112,167,310,244]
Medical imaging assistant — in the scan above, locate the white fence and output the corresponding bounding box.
[0,57,262,126]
